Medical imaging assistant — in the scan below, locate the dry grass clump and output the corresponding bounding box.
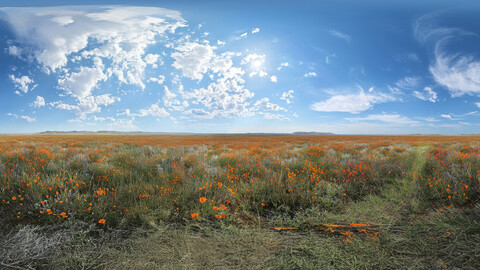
[0,225,72,269]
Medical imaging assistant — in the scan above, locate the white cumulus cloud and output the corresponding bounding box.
[31,96,46,108]
[241,53,265,67]
[163,86,186,111]
[7,113,36,122]
[277,62,289,71]
[254,97,286,112]
[144,54,161,68]
[2,6,186,117]
[1,6,296,124]
[9,74,36,94]
[441,114,453,120]
[52,94,119,119]
[7,45,22,56]
[171,42,216,81]
[280,90,294,104]
[1,6,185,72]
[57,60,107,99]
[138,104,170,118]
[148,75,166,85]
[242,53,267,78]
[21,115,36,123]
[304,72,317,78]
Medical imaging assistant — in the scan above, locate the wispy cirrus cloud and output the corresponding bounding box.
[414,11,480,97]
[440,111,477,120]
[395,76,421,90]
[393,52,420,63]
[345,113,419,125]
[329,30,351,42]
[311,88,395,114]
[391,76,437,102]
[441,114,455,120]
[413,87,438,102]
[429,50,480,97]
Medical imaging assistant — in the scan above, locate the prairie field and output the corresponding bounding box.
[1,134,479,269]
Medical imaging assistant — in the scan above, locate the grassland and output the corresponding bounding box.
[0,135,479,269]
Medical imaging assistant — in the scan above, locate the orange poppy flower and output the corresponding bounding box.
[199,197,207,203]
[98,219,106,224]
[191,212,199,219]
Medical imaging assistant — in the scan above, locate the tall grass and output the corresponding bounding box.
[1,136,480,269]
[1,137,417,229]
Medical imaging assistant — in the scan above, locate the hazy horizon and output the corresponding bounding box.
[2,0,480,134]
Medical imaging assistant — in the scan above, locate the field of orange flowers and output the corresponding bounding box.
[1,134,478,229]
[1,134,480,269]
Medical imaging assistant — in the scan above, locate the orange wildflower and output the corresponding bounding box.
[349,223,370,227]
[191,212,199,219]
[215,214,226,219]
[213,206,219,211]
[12,196,17,200]
[98,219,106,224]
[199,197,207,203]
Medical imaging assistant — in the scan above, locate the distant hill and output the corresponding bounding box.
[292,132,335,135]
[37,131,204,135]
[38,130,147,135]
[36,131,336,135]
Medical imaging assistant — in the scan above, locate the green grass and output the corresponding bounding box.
[1,139,479,269]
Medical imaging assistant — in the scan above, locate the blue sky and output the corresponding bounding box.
[1,0,480,134]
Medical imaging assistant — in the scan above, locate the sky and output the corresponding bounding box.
[1,0,480,134]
